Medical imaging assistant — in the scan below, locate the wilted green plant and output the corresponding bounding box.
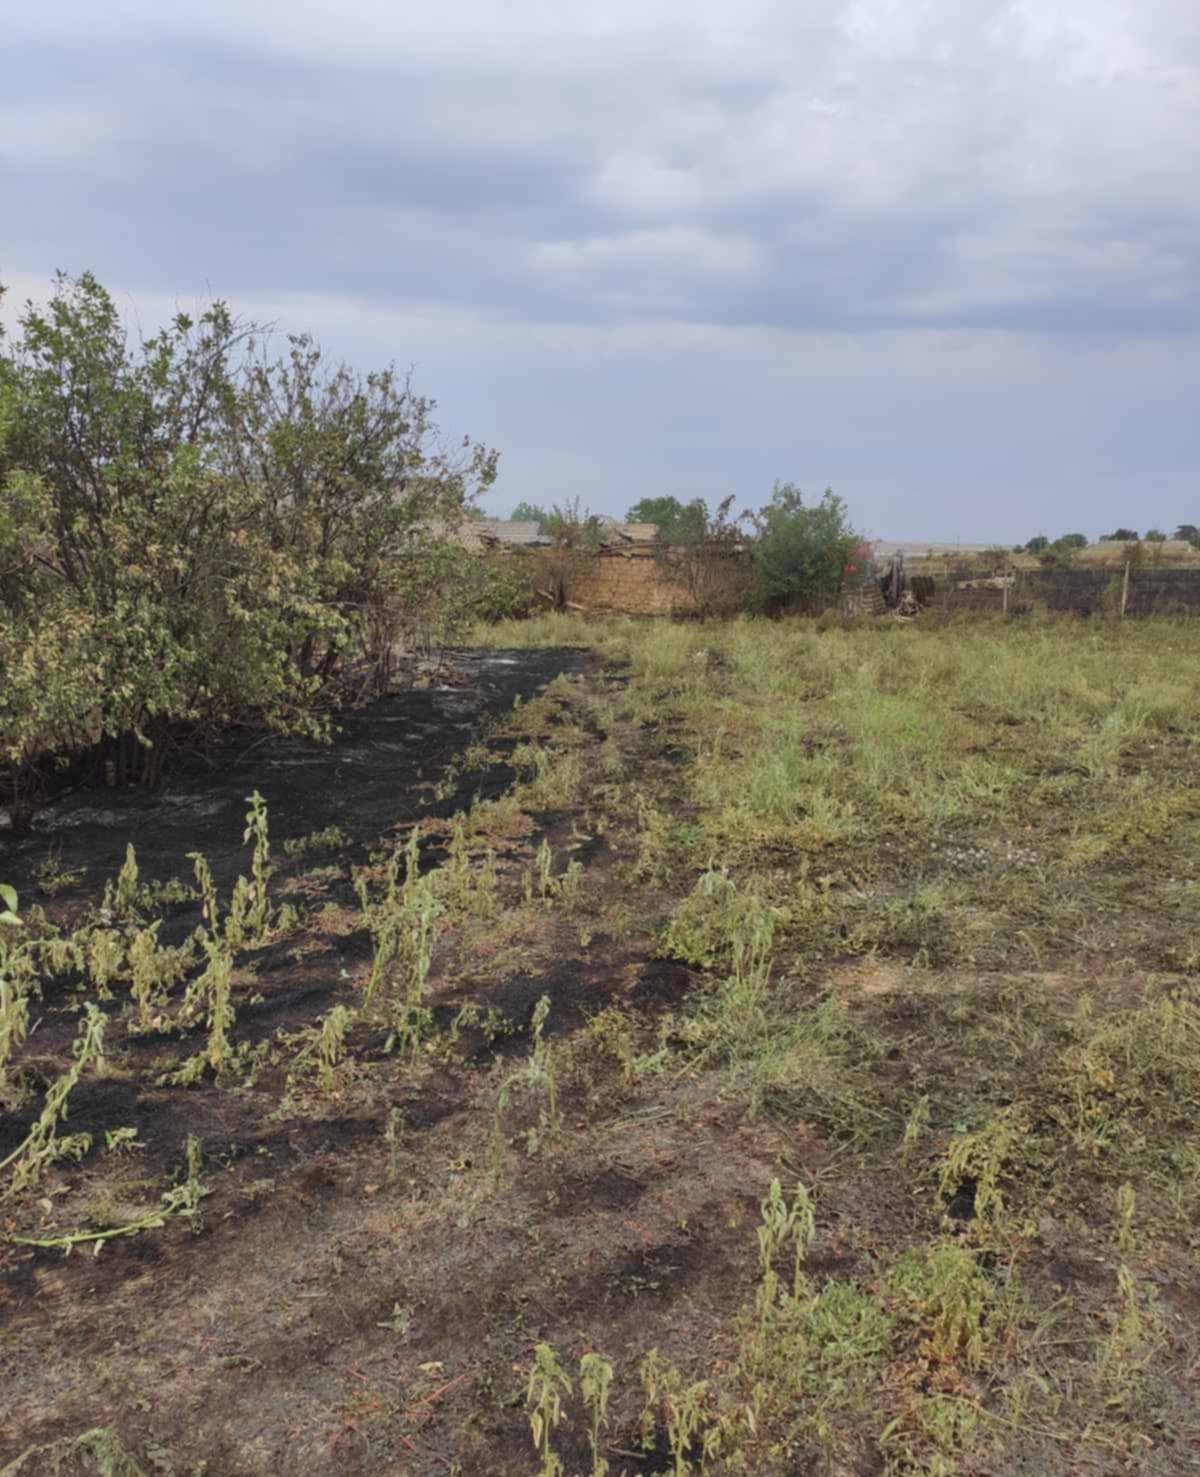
[3,1134,208,1252]
[886,1244,992,1370]
[33,852,84,897]
[639,1349,714,1477]
[0,1424,151,1475]
[282,824,347,860]
[494,996,560,1170]
[357,850,403,1010]
[526,1342,572,1477]
[536,837,554,900]
[221,876,249,948]
[355,834,443,1056]
[758,1177,816,1300]
[137,875,195,909]
[524,838,582,906]
[633,794,673,882]
[1098,1260,1162,1419]
[742,1179,818,1382]
[0,884,20,928]
[172,942,236,1081]
[242,790,274,940]
[436,815,500,918]
[443,813,473,899]
[384,1105,405,1183]
[580,1352,614,1477]
[938,1107,1027,1235]
[126,923,192,1030]
[384,883,441,1059]
[101,844,141,921]
[0,1003,106,1198]
[0,888,31,1106]
[86,928,125,1000]
[37,931,83,978]
[0,974,30,1108]
[287,1003,353,1095]
[356,834,438,1006]
[316,1004,352,1092]
[1116,1182,1137,1259]
[659,867,776,972]
[902,1093,931,1154]
[189,850,220,941]
[202,947,235,1074]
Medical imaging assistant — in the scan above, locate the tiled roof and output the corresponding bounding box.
[479,520,548,545]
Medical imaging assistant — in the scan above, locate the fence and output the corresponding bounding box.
[925,565,1200,617]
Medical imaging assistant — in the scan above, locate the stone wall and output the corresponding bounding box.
[565,549,679,615]
[509,546,749,617]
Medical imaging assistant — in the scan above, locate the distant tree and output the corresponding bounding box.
[509,501,551,530]
[752,483,859,611]
[1024,536,1050,554]
[1173,523,1199,547]
[1105,528,1139,542]
[543,497,604,551]
[625,496,708,543]
[1144,528,1167,542]
[1032,532,1088,569]
[661,495,753,618]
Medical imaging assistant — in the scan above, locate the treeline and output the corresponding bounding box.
[0,273,522,831]
[1017,528,1200,562]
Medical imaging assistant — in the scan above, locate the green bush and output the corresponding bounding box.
[0,272,496,828]
[751,483,859,612]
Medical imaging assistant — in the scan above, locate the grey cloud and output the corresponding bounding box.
[2,3,1198,538]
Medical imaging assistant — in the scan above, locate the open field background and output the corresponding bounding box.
[2,614,1200,1475]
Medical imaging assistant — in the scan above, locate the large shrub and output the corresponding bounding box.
[751,483,859,612]
[0,273,495,828]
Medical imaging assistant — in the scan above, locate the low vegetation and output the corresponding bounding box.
[3,608,1200,1474]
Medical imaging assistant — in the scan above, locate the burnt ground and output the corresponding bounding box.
[0,645,775,1477]
[2,637,1199,1476]
[1,648,589,909]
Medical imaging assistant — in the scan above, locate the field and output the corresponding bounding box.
[2,613,1200,1476]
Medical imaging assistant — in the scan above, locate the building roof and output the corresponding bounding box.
[597,520,662,546]
[479,519,549,546]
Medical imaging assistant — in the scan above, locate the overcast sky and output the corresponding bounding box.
[3,1,1198,541]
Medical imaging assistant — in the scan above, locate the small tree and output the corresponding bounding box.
[625,496,707,544]
[1144,528,1167,543]
[1025,535,1050,554]
[1173,524,1199,547]
[510,501,551,530]
[1039,535,1085,569]
[1106,528,1139,542]
[751,484,859,612]
[660,496,753,618]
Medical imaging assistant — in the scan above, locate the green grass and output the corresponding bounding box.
[471,612,1200,1473]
